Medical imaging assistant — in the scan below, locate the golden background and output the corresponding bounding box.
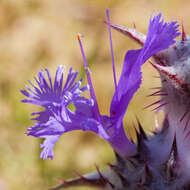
[0,0,189,189]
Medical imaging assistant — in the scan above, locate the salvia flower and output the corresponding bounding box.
[21,11,179,159]
[23,10,190,190]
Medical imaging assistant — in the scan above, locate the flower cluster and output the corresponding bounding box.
[21,11,180,160]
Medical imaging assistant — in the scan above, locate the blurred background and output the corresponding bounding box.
[0,0,189,189]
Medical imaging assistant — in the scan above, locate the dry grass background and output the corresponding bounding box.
[0,0,190,189]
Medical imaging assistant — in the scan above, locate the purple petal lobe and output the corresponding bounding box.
[110,49,141,125]
[40,135,60,160]
[110,13,180,124]
[142,13,180,61]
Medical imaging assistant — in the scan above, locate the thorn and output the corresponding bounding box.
[184,114,190,139]
[151,102,168,111]
[183,113,190,132]
[95,165,115,188]
[51,171,107,190]
[172,134,178,161]
[150,61,175,77]
[127,158,138,168]
[135,117,147,140]
[135,127,143,147]
[74,170,86,180]
[159,115,169,135]
[107,162,115,168]
[182,24,187,42]
[140,161,153,185]
[143,100,161,110]
[165,134,178,179]
[166,134,177,164]
[108,163,129,186]
[179,110,189,123]
[152,53,168,66]
[144,162,151,177]
[147,93,168,97]
[135,128,149,161]
[95,165,104,179]
[185,129,190,140]
[105,22,146,46]
[147,90,163,97]
[150,61,190,93]
[114,151,127,166]
[155,93,168,97]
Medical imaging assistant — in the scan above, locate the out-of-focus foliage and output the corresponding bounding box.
[0,0,189,189]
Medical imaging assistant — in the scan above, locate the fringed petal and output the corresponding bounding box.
[110,13,180,125]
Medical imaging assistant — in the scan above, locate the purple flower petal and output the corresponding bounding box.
[21,66,88,108]
[110,50,141,126]
[110,13,180,125]
[142,13,180,61]
[28,102,111,159]
[40,135,60,160]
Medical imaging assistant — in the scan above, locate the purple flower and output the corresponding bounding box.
[22,12,180,160]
